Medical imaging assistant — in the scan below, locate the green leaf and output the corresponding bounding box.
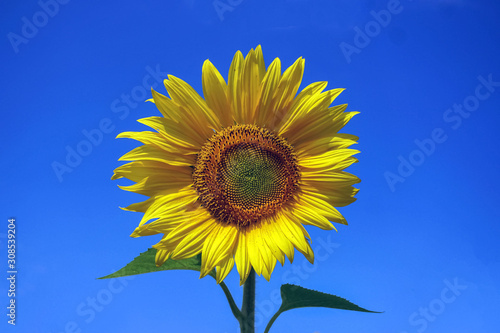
[264,284,380,333]
[97,249,242,321]
[97,248,215,279]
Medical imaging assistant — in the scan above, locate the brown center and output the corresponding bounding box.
[193,124,300,227]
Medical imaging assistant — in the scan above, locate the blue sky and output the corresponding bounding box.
[1,0,500,332]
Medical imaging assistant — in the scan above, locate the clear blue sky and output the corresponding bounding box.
[1,0,500,332]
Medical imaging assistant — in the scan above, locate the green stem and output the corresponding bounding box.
[240,269,256,333]
[263,311,280,333]
[219,281,242,321]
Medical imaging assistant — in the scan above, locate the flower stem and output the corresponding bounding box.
[240,269,256,333]
[219,281,242,321]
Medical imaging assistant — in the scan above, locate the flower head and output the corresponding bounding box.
[113,46,360,284]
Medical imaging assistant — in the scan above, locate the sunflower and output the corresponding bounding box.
[112,45,360,285]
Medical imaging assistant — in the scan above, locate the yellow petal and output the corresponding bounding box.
[277,213,309,255]
[299,149,360,172]
[280,213,315,264]
[296,238,314,264]
[273,57,305,116]
[171,218,218,260]
[254,58,281,127]
[138,116,204,148]
[254,45,266,81]
[116,131,177,152]
[150,89,183,122]
[151,89,215,143]
[330,111,360,134]
[133,208,206,238]
[118,144,194,167]
[130,223,162,237]
[245,225,264,276]
[260,218,286,265]
[118,176,191,197]
[280,89,344,143]
[295,133,359,156]
[121,196,155,213]
[163,210,213,245]
[228,50,244,123]
[202,60,233,128]
[249,224,275,277]
[164,75,221,130]
[261,254,276,282]
[241,48,262,123]
[291,205,335,231]
[216,256,235,283]
[300,185,359,208]
[286,105,357,148]
[111,160,191,182]
[200,223,238,278]
[155,248,171,267]
[302,170,361,186]
[269,214,296,263]
[235,231,251,285]
[276,81,327,133]
[300,192,348,225]
[140,187,198,225]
